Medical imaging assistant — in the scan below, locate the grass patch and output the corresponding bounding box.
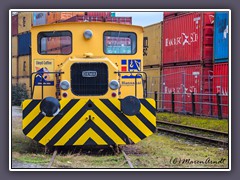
[128,134,228,168]
[16,154,50,164]
[157,113,228,133]
[52,154,128,168]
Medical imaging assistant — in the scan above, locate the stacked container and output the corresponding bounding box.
[33,12,47,26]
[11,14,18,86]
[212,12,229,118]
[18,12,32,96]
[84,11,111,17]
[163,11,188,20]
[46,12,85,24]
[18,12,32,33]
[64,15,132,25]
[11,12,33,96]
[143,22,162,109]
[161,12,215,116]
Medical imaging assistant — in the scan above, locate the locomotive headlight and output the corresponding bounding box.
[83,29,93,39]
[109,80,120,90]
[60,80,70,90]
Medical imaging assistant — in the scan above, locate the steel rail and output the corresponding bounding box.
[47,149,58,168]
[119,147,134,168]
[157,120,228,136]
[157,127,228,147]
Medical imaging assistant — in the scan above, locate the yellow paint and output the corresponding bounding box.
[84,110,126,145]
[139,101,156,126]
[108,98,156,136]
[39,99,86,145]
[30,22,144,99]
[22,98,156,146]
[22,20,158,147]
[74,129,107,146]
[27,116,52,139]
[93,99,141,143]
[54,112,87,145]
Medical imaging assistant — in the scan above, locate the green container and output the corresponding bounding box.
[111,12,116,17]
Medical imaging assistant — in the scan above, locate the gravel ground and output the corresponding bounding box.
[12,159,46,169]
[11,106,47,169]
[12,106,22,117]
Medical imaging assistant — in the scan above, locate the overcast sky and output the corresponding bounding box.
[116,12,163,27]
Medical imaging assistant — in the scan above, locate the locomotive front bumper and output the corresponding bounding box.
[22,97,156,146]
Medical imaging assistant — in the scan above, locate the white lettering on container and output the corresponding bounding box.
[165,32,198,47]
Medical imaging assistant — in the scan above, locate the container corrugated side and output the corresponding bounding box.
[18,12,32,33]
[85,12,111,17]
[33,12,47,26]
[63,15,104,22]
[162,64,213,116]
[18,55,31,77]
[12,15,18,36]
[106,17,132,25]
[12,36,18,57]
[162,12,214,65]
[72,12,85,16]
[144,67,162,109]
[163,12,189,20]
[213,63,229,118]
[18,32,31,56]
[47,12,84,24]
[12,57,18,77]
[214,12,229,63]
[143,22,162,66]
[12,78,18,85]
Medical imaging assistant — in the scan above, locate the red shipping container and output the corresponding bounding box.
[85,12,111,17]
[163,12,214,65]
[163,12,189,19]
[162,64,213,116]
[212,63,229,118]
[63,15,104,22]
[106,17,132,25]
[12,15,18,36]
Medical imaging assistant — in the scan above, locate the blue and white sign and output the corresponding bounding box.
[128,59,141,71]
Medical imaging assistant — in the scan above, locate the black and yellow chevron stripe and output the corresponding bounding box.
[22,98,156,146]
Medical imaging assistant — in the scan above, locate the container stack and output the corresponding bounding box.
[212,12,229,118]
[161,12,215,116]
[15,12,33,96]
[12,11,130,97]
[63,12,132,25]
[11,14,18,85]
[46,12,85,24]
[143,22,162,109]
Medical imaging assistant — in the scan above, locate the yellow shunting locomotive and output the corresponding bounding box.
[22,22,156,147]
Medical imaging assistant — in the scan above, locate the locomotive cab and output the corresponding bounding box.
[22,22,156,147]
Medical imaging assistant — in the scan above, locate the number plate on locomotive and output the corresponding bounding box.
[82,71,97,77]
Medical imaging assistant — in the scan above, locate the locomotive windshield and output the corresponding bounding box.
[103,31,137,55]
[37,31,72,55]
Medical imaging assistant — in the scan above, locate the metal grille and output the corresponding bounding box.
[71,63,108,96]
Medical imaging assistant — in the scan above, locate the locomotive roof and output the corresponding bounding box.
[31,22,143,32]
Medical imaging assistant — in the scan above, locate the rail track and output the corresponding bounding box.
[46,146,134,168]
[156,120,228,147]
[119,146,134,168]
[47,148,58,168]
